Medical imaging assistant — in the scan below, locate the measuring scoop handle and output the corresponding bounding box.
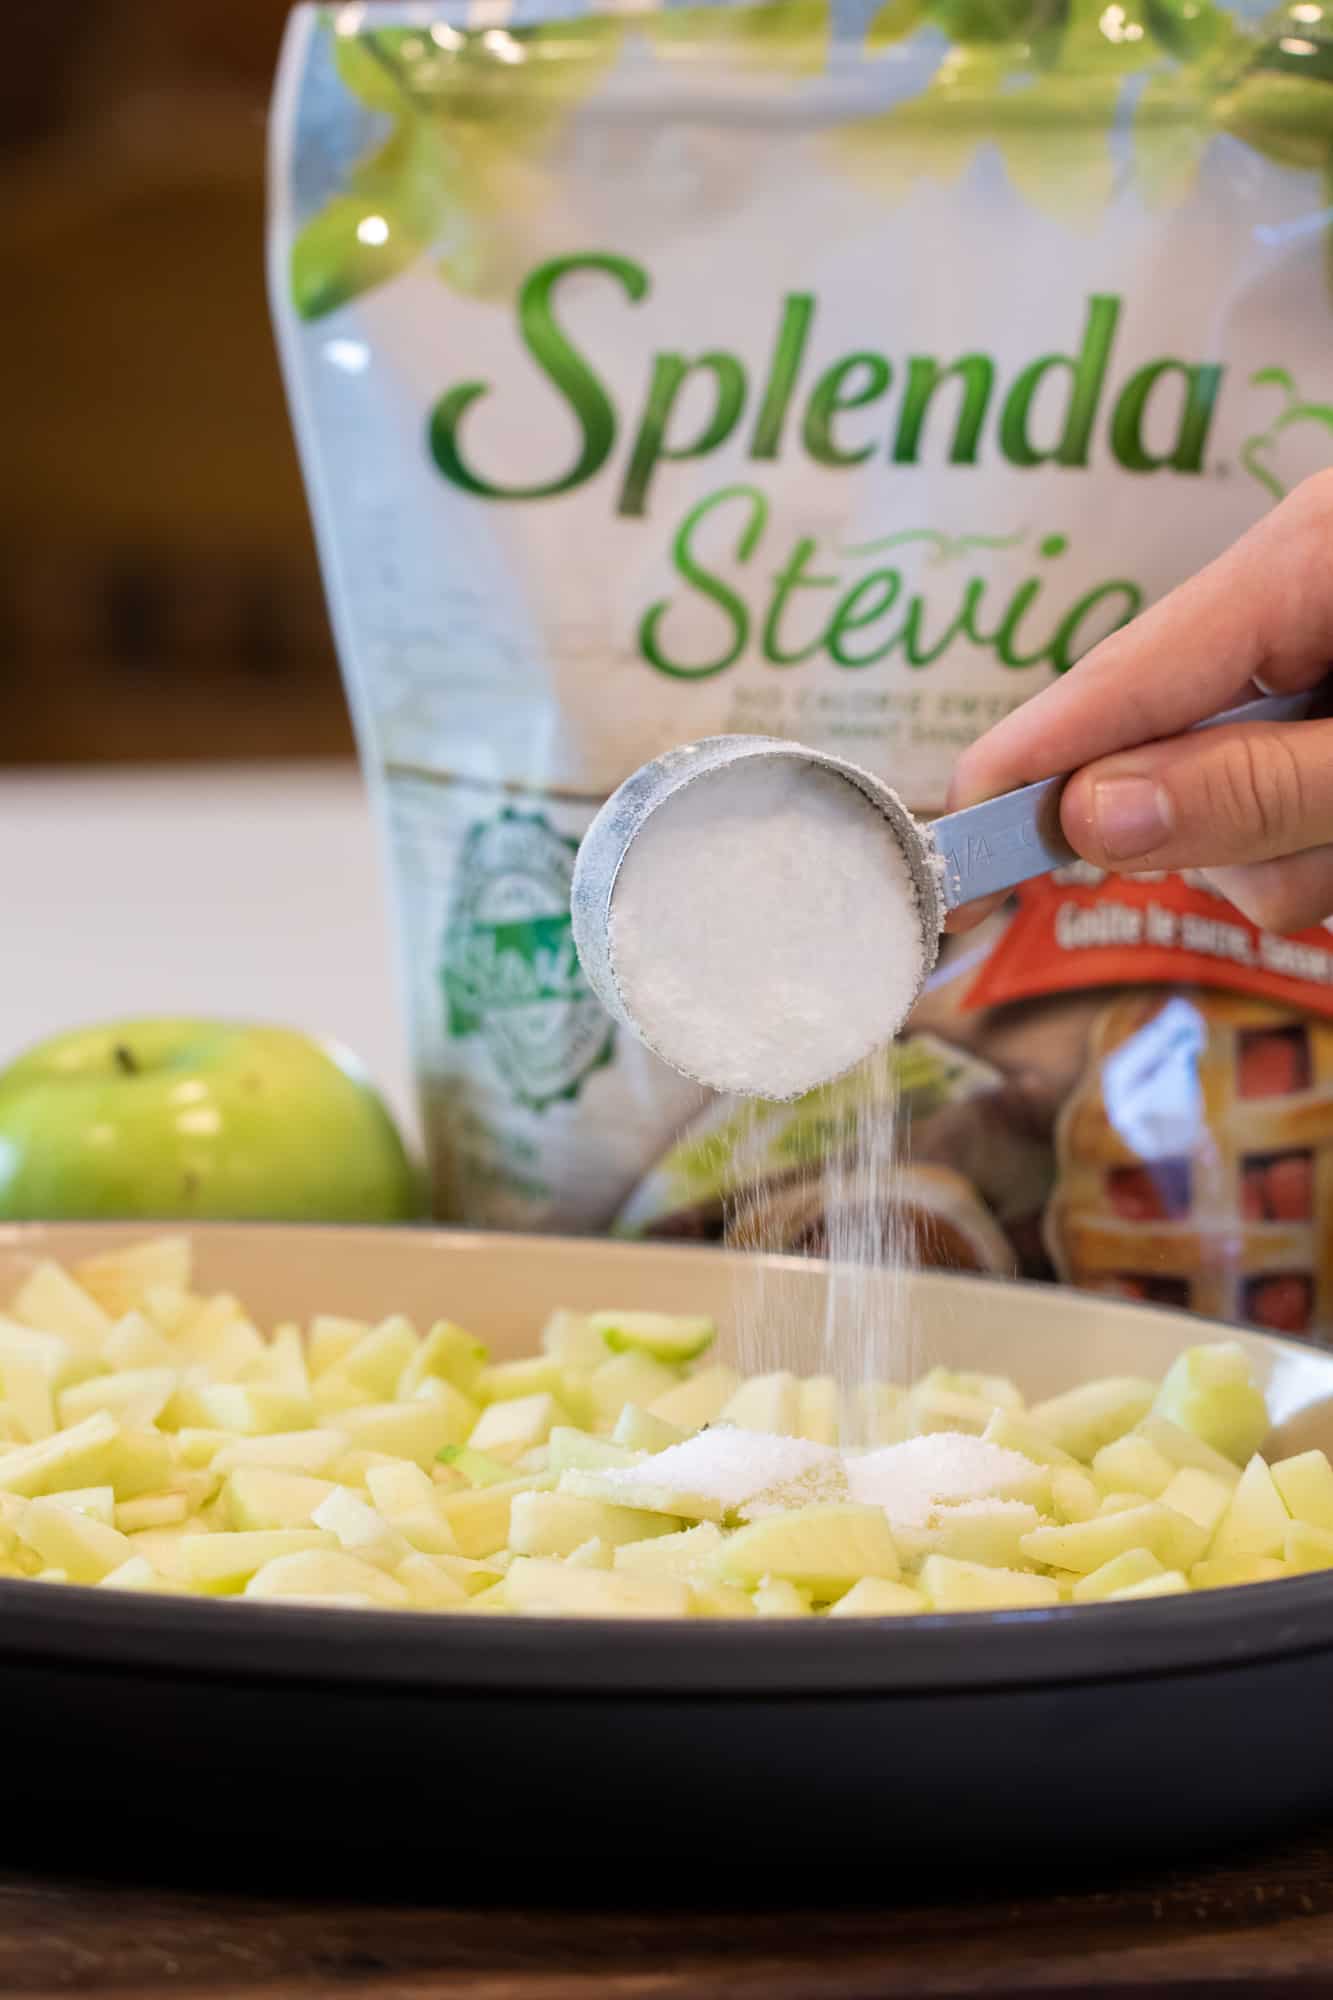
[928,684,1325,911]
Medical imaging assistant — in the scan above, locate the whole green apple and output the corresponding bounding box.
[0,1021,422,1222]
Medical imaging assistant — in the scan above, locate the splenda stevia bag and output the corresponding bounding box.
[270,0,1333,1339]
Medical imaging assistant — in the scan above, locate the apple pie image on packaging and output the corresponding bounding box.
[1047,991,1333,1340]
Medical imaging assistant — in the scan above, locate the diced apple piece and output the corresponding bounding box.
[559,1467,717,1525]
[1160,1467,1232,1535]
[175,1301,267,1380]
[540,1310,608,1372]
[247,1325,310,1397]
[114,1492,190,1533]
[13,1262,111,1343]
[140,1285,192,1336]
[719,1371,800,1438]
[180,1529,335,1594]
[0,1319,93,1392]
[477,1357,565,1406]
[1051,1469,1101,1523]
[394,1551,468,1609]
[306,1315,366,1376]
[1210,1455,1290,1559]
[504,1557,693,1618]
[752,1578,813,1617]
[98,1555,179,1593]
[688,1579,756,1618]
[244,1549,409,1606]
[933,1368,1025,1411]
[613,1522,723,1579]
[561,1538,610,1570]
[647,1366,741,1432]
[797,1376,839,1446]
[172,1429,228,1466]
[60,1368,177,1431]
[211,1430,347,1475]
[1099,1492,1149,1516]
[309,1373,367,1419]
[1284,1521,1333,1572]
[610,1406,684,1455]
[424,1551,504,1596]
[507,1491,676,1559]
[75,1237,191,1318]
[3,1358,55,1442]
[0,1411,119,1497]
[327,1317,417,1398]
[438,1473,558,1558]
[1027,1377,1154,1461]
[17,1499,133,1581]
[828,1577,927,1617]
[1022,1503,1207,1575]
[438,1443,523,1489]
[102,1313,175,1372]
[197,1384,312,1436]
[1192,1553,1291,1590]
[224,1468,336,1531]
[338,1396,475,1467]
[47,1485,116,1526]
[125,1526,191,1581]
[1109,1570,1190,1600]
[920,1556,1061,1611]
[104,1429,175,1500]
[169,1467,220,1510]
[364,1462,435,1517]
[587,1353,680,1430]
[715,1503,900,1599]
[1071,1549,1165,1602]
[907,1380,997,1438]
[921,1501,1041,1569]
[468,1393,561,1464]
[981,1408,1079,1469]
[312,1487,408,1568]
[1092,1434,1175,1499]
[396,1321,487,1401]
[1151,1342,1268,1466]
[590,1311,715,1364]
[1272,1451,1333,1530]
[1135,1415,1242,1486]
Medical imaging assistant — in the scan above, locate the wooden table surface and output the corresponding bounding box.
[8,1832,1333,1999]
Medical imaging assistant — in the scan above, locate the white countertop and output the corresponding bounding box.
[0,762,417,1140]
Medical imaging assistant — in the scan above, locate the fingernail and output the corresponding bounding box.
[1092,777,1173,860]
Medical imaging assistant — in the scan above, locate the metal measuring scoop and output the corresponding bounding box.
[571,686,1322,1088]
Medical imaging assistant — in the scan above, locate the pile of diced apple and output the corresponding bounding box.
[0,1238,1327,1619]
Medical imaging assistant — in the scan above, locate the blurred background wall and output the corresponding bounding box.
[0,0,354,763]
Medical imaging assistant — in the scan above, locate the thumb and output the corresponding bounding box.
[1060,717,1333,874]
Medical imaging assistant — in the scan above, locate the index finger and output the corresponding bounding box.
[947,473,1333,811]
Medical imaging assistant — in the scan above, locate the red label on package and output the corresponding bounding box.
[965,867,1333,1018]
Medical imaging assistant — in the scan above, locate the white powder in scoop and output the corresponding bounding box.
[846,1436,1043,1528]
[608,758,927,1101]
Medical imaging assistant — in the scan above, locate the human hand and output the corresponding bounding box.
[947,472,1333,935]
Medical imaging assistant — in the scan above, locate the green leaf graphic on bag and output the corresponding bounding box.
[1239,366,1333,499]
[1214,0,1333,168]
[834,0,1168,221]
[647,0,830,76]
[291,16,623,316]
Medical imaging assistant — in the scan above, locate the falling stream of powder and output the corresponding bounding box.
[819,1067,911,1447]
[723,1055,914,1442]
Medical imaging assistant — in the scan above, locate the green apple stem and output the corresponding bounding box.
[112,1045,138,1077]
